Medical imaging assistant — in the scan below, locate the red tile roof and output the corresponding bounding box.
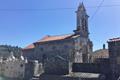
[35,34,73,43]
[23,34,74,49]
[23,44,35,50]
[93,49,109,58]
[108,37,120,42]
[23,34,80,50]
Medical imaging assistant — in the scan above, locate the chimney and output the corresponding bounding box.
[103,44,105,49]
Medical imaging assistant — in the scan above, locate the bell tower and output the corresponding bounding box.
[74,3,89,38]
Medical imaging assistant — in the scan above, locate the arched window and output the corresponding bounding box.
[82,18,86,31]
[85,20,87,31]
[82,18,84,27]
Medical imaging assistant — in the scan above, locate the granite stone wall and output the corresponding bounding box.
[72,63,111,74]
[22,49,35,60]
[108,40,120,79]
[24,60,40,80]
[34,39,74,75]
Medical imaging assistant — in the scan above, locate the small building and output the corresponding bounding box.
[91,45,109,63]
[108,37,120,80]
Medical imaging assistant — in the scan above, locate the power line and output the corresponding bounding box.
[90,0,105,20]
[88,4,120,8]
[0,8,75,11]
[0,4,120,12]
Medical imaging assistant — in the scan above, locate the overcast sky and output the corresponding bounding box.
[0,0,120,51]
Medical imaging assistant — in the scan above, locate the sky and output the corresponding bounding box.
[0,0,120,51]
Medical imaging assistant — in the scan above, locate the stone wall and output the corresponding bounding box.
[24,60,41,80]
[108,40,120,79]
[22,48,35,60]
[0,58,25,79]
[34,39,74,75]
[72,63,111,74]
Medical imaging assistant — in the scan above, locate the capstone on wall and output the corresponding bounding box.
[0,55,26,79]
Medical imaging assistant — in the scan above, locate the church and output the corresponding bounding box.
[23,3,93,75]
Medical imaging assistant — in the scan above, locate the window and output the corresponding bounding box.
[82,18,85,27]
[85,20,87,31]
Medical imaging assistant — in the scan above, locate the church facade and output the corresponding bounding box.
[23,3,93,75]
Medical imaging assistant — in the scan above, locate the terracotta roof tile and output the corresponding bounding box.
[23,34,79,49]
[108,37,120,42]
[35,34,73,43]
[92,49,109,58]
[23,44,35,50]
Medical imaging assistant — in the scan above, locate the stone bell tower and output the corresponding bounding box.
[73,3,93,63]
[74,3,89,38]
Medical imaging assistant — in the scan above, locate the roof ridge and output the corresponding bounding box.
[48,33,73,37]
[24,33,76,49]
